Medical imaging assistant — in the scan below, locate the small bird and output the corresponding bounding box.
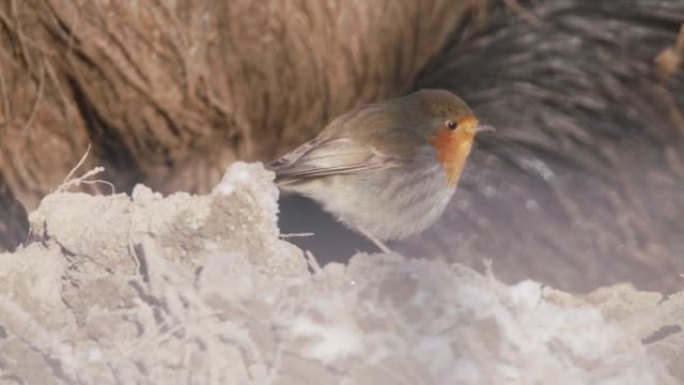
[268,89,493,252]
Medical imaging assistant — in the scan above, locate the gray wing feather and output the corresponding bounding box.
[268,137,403,185]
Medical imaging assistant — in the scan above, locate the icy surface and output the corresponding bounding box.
[0,162,682,384]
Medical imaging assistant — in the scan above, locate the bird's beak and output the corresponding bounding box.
[474,124,496,133]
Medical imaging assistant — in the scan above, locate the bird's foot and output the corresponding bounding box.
[358,227,393,254]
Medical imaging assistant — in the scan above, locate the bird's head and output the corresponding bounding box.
[410,89,494,186]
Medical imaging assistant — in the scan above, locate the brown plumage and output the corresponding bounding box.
[268,89,493,251]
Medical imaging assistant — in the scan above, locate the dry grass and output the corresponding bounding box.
[0,0,483,209]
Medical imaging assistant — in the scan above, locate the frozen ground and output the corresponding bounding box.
[0,162,682,384]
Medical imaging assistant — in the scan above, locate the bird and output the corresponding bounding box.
[268,89,493,253]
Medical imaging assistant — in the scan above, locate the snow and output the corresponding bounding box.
[0,162,681,384]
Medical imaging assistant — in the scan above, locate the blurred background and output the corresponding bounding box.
[1,0,683,292]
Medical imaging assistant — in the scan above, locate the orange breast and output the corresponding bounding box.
[428,128,476,187]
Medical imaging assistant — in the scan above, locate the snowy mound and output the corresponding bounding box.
[0,162,682,384]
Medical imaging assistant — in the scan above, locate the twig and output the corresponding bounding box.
[279,232,314,238]
[60,143,93,186]
[55,144,115,194]
[56,166,114,194]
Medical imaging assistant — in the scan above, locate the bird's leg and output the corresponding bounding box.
[357,227,393,254]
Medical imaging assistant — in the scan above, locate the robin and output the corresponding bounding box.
[268,89,493,252]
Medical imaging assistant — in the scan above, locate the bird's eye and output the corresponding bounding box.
[446,120,458,130]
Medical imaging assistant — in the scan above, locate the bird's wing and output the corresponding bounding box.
[268,137,406,185]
